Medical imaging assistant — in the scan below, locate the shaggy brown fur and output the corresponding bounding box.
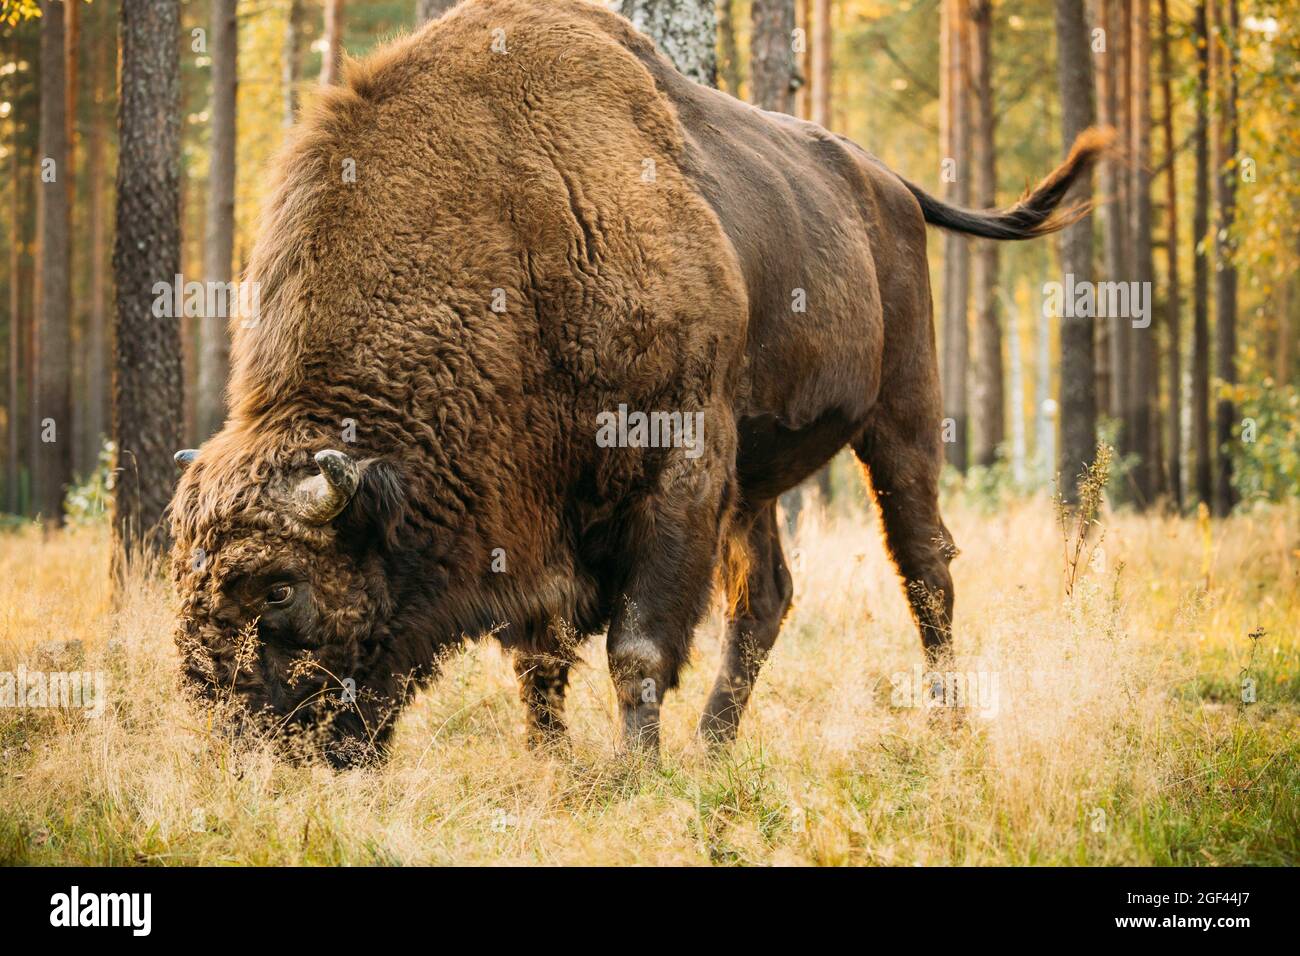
[170,0,1110,765]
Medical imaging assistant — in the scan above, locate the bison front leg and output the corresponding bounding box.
[606,452,733,758]
[607,602,677,755]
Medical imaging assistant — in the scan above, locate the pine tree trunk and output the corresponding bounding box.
[320,0,346,86]
[113,0,184,570]
[1114,0,1134,459]
[283,0,306,127]
[1212,0,1238,516]
[85,0,109,470]
[615,0,717,87]
[18,21,37,513]
[1279,244,1295,384]
[1084,0,1108,420]
[969,0,1002,468]
[37,0,72,526]
[795,0,812,116]
[719,0,742,96]
[1095,0,1126,423]
[6,32,20,514]
[64,0,78,224]
[751,0,796,113]
[940,0,970,472]
[181,171,198,446]
[1129,0,1157,505]
[1055,0,1098,501]
[811,0,830,127]
[1036,247,1057,482]
[65,0,83,477]
[1158,0,1182,508]
[1001,287,1028,483]
[1191,0,1211,505]
[198,0,237,441]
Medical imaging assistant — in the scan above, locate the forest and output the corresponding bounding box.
[0,0,1296,869]
[1,0,1297,539]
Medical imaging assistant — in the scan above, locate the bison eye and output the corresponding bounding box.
[266,584,294,606]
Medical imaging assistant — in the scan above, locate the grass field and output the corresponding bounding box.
[1,491,1297,865]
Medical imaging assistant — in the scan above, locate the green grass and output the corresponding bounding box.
[0,496,1297,865]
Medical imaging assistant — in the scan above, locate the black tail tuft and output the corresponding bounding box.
[904,127,1116,240]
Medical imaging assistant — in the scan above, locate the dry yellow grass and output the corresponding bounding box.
[1,493,1296,865]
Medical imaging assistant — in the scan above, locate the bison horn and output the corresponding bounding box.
[294,449,360,524]
[174,449,199,470]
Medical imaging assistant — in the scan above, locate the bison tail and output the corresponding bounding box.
[903,126,1116,241]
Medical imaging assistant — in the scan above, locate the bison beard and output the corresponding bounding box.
[168,0,1110,767]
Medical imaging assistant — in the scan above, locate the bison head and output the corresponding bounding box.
[169,443,413,768]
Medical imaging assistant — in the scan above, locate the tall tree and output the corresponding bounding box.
[795,0,812,116]
[1190,0,1211,504]
[1055,0,1098,500]
[1212,0,1238,516]
[113,0,184,569]
[811,0,830,127]
[282,0,307,126]
[197,0,236,440]
[1279,244,1295,385]
[1158,0,1181,507]
[1085,0,1109,419]
[63,0,77,201]
[1115,0,1134,460]
[940,0,970,471]
[15,23,39,514]
[5,28,21,514]
[969,0,1002,467]
[84,5,109,472]
[6,180,17,513]
[1129,0,1157,504]
[1095,0,1127,425]
[66,0,87,478]
[320,0,345,86]
[36,0,72,526]
[1000,287,1028,483]
[719,0,742,96]
[751,0,796,113]
[615,0,717,86]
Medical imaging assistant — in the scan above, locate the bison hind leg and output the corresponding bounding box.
[510,619,580,750]
[512,647,573,750]
[698,503,793,746]
[852,416,956,662]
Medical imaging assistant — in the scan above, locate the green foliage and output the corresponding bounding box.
[63,440,112,525]
[939,455,1057,514]
[941,458,1021,513]
[0,0,42,28]
[1096,415,1141,503]
[1227,375,1300,505]
[1054,442,1112,596]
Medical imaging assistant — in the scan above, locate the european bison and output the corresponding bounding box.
[170,0,1108,766]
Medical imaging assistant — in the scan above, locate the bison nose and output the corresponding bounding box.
[264,676,290,712]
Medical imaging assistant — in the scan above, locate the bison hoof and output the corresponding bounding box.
[697,714,740,751]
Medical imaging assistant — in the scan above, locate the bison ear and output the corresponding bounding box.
[174,449,199,470]
[336,458,409,551]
